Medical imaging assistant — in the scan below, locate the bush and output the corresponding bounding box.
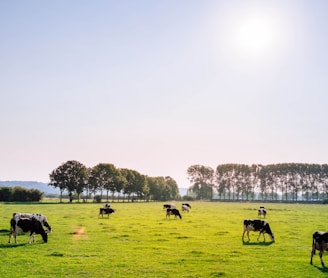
[182,195,195,201]
[0,186,43,202]
[0,187,13,201]
[94,195,102,203]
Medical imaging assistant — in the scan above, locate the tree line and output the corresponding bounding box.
[0,186,43,202]
[49,160,180,202]
[187,163,328,201]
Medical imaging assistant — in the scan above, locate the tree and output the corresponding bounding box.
[0,187,13,201]
[49,160,88,202]
[164,176,180,200]
[90,163,120,202]
[187,165,214,200]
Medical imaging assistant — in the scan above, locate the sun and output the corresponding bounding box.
[212,3,289,70]
[235,16,276,56]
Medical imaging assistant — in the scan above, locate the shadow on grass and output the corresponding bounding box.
[313,265,328,273]
[242,240,274,246]
[0,243,28,248]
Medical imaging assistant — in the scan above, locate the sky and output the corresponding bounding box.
[1,0,328,188]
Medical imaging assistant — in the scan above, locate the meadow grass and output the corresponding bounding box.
[0,201,327,277]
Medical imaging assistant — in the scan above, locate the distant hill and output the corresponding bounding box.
[0,181,60,194]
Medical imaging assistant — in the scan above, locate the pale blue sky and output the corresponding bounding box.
[1,0,327,188]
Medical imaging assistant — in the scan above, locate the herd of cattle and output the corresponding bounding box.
[6,204,328,267]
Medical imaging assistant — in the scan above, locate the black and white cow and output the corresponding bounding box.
[182,203,191,209]
[258,206,267,218]
[166,208,182,219]
[181,204,190,212]
[310,231,328,267]
[163,204,176,209]
[9,217,48,244]
[99,208,115,218]
[13,213,52,233]
[242,219,274,242]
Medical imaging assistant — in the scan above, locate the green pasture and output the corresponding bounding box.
[0,202,327,277]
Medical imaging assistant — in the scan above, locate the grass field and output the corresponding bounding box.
[0,201,327,277]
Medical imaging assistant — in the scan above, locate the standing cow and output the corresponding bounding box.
[163,204,176,209]
[258,207,267,218]
[166,208,182,219]
[310,231,328,267]
[182,204,190,212]
[182,203,191,209]
[13,212,52,233]
[242,219,275,242]
[99,207,115,218]
[9,217,48,244]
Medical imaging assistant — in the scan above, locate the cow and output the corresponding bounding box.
[242,219,274,242]
[163,204,176,209]
[182,204,190,212]
[166,208,182,219]
[13,213,52,233]
[258,207,267,218]
[310,231,328,267]
[182,203,191,209]
[99,208,115,218]
[9,217,48,244]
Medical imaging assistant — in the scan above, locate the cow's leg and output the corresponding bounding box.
[242,230,246,241]
[319,250,325,267]
[247,231,251,241]
[257,232,265,241]
[28,235,32,244]
[310,247,315,264]
[8,231,13,243]
[242,230,251,241]
[14,232,18,244]
[29,232,37,244]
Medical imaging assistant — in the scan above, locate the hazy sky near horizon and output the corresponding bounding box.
[1,0,327,188]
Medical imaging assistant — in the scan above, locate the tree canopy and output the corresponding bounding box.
[49,160,180,202]
[187,163,328,201]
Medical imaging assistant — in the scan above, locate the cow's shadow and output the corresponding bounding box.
[0,243,28,248]
[242,240,274,246]
[313,265,328,273]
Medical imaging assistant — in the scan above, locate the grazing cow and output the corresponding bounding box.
[310,231,328,267]
[13,213,52,233]
[182,203,191,209]
[103,203,110,209]
[181,204,190,212]
[9,217,48,244]
[166,208,182,219]
[163,204,176,209]
[99,208,115,218]
[242,219,274,242]
[258,207,267,218]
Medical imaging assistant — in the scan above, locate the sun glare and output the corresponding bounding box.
[235,17,276,55]
[214,4,288,67]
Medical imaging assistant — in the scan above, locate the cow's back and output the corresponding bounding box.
[313,232,328,250]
